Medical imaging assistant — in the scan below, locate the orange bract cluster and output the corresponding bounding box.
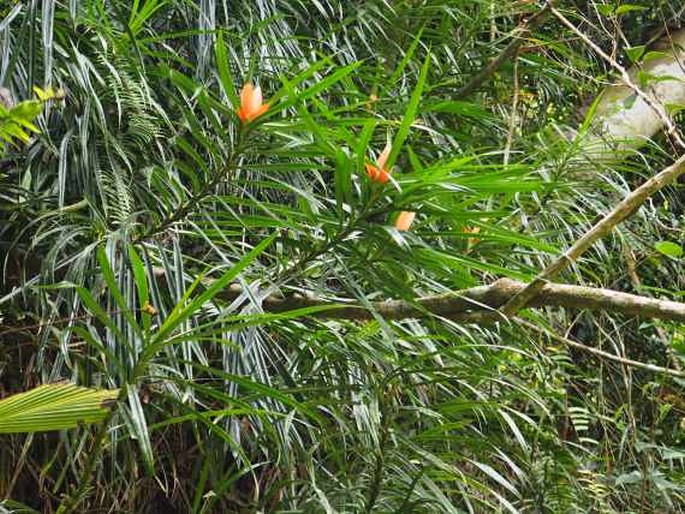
[365,142,392,184]
[235,87,417,232]
[237,83,269,123]
[365,142,416,231]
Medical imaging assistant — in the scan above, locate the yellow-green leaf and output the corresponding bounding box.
[0,384,119,433]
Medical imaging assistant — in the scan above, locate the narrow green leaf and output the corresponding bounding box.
[384,25,425,91]
[387,52,431,170]
[144,234,276,359]
[275,61,361,114]
[128,245,151,333]
[97,248,142,338]
[126,387,155,474]
[215,32,239,109]
[335,149,352,222]
[615,4,647,15]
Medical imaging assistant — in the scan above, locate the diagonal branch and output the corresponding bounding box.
[550,5,685,150]
[497,10,685,318]
[450,1,553,99]
[499,153,685,317]
[216,278,685,323]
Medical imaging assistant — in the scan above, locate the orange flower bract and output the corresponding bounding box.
[365,142,392,184]
[236,83,269,123]
[395,211,416,231]
[464,226,482,251]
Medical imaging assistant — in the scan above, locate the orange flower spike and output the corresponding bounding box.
[365,142,392,184]
[395,211,416,232]
[236,83,269,123]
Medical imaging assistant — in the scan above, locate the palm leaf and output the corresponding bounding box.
[0,384,119,433]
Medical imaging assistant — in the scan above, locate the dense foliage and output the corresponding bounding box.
[1,1,684,512]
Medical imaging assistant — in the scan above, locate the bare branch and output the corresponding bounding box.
[496,10,685,318]
[215,278,685,323]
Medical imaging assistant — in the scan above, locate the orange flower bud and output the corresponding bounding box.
[464,226,482,251]
[395,211,416,231]
[366,142,393,184]
[236,82,269,123]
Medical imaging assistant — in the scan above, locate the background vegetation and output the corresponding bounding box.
[1,0,684,512]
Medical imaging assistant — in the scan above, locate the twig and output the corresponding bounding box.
[9,276,685,337]
[499,10,685,324]
[503,52,520,166]
[135,133,244,243]
[516,318,685,379]
[549,5,685,150]
[453,1,553,99]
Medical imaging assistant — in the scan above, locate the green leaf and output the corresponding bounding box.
[126,387,155,474]
[215,32,239,109]
[144,233,276,359]
[275,61,361,114]
[643,51,669,64]
[10,100,43,120]
[128,245,152,333]
[615,4,647,15]
[623,92,638,109]
[665,102,685,115]
[0,499,41,514]
[0,384,118,433]
[427,100,494,120]
[596,5,615,16]
[387,52,431,170]
[355,119,377,174]
[97,247,143,339]
[384,25,425,92]
[654,241,683,258]
[625,45,645,64]
[334,149,352,222]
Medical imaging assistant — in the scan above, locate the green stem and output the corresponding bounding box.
[56,387,126,514]
[135,133,246,243]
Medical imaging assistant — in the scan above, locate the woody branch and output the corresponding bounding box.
[214,278,685,323]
